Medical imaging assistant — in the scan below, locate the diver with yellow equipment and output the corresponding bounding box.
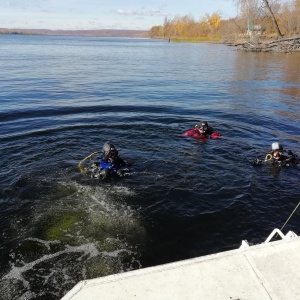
[78,142,130,180]
[254,142,298,166]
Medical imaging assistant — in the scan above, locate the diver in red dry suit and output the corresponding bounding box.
[182,121,221,140]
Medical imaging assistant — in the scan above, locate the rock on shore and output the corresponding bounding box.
[234,37,300,52]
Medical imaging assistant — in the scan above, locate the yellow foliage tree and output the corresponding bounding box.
[148,1,299,40]
[206,13,222,30]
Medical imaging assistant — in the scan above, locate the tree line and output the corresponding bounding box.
[148,0,300,41]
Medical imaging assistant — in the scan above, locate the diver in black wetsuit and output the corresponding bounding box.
[91,142,129,179]
[254,142,298,166]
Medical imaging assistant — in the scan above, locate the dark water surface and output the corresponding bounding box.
[0,35,300,299]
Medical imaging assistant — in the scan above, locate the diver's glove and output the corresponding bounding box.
[117,169,124,177]
[287,150,297,158]
[117,168,130,177]
[99,169,109,180]
[287,150,298,162]
[253,158,262,166]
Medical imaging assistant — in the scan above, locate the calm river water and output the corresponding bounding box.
[0,35,299,299]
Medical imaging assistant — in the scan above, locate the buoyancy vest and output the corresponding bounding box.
[100,159,113,169]
[99,157,126,171]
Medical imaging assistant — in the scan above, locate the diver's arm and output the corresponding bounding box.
[118,157,129,167]
[281,155,298,166]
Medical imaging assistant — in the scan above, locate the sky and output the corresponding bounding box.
[0,0,239,31]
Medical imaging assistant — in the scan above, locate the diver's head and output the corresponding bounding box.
[102,142,118,158]
[201,121,208,128]
[271,142,283,160]
[196,121,208,134]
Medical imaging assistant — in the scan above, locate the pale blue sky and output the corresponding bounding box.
[1,0,238,30]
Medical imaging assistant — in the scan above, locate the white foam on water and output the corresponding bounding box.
[26,238,60,250]
[4,243,100,287]
[2,179,145,299]
[109,185,136,196]
[101,249,132,258]
[3,238,142,299]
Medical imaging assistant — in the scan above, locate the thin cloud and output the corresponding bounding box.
[114,8,163,17]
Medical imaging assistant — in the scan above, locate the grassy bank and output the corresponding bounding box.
[170,36,222,43]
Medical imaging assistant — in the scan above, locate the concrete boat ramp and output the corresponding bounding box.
[62,229,300,300]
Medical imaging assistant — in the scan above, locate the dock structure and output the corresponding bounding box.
[62,231,300,300]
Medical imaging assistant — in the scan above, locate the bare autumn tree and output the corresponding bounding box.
[234,0,283,37]
[280,1,300,35]
[263,0,283,37]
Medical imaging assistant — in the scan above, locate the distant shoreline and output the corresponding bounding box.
[0,28,148,38]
